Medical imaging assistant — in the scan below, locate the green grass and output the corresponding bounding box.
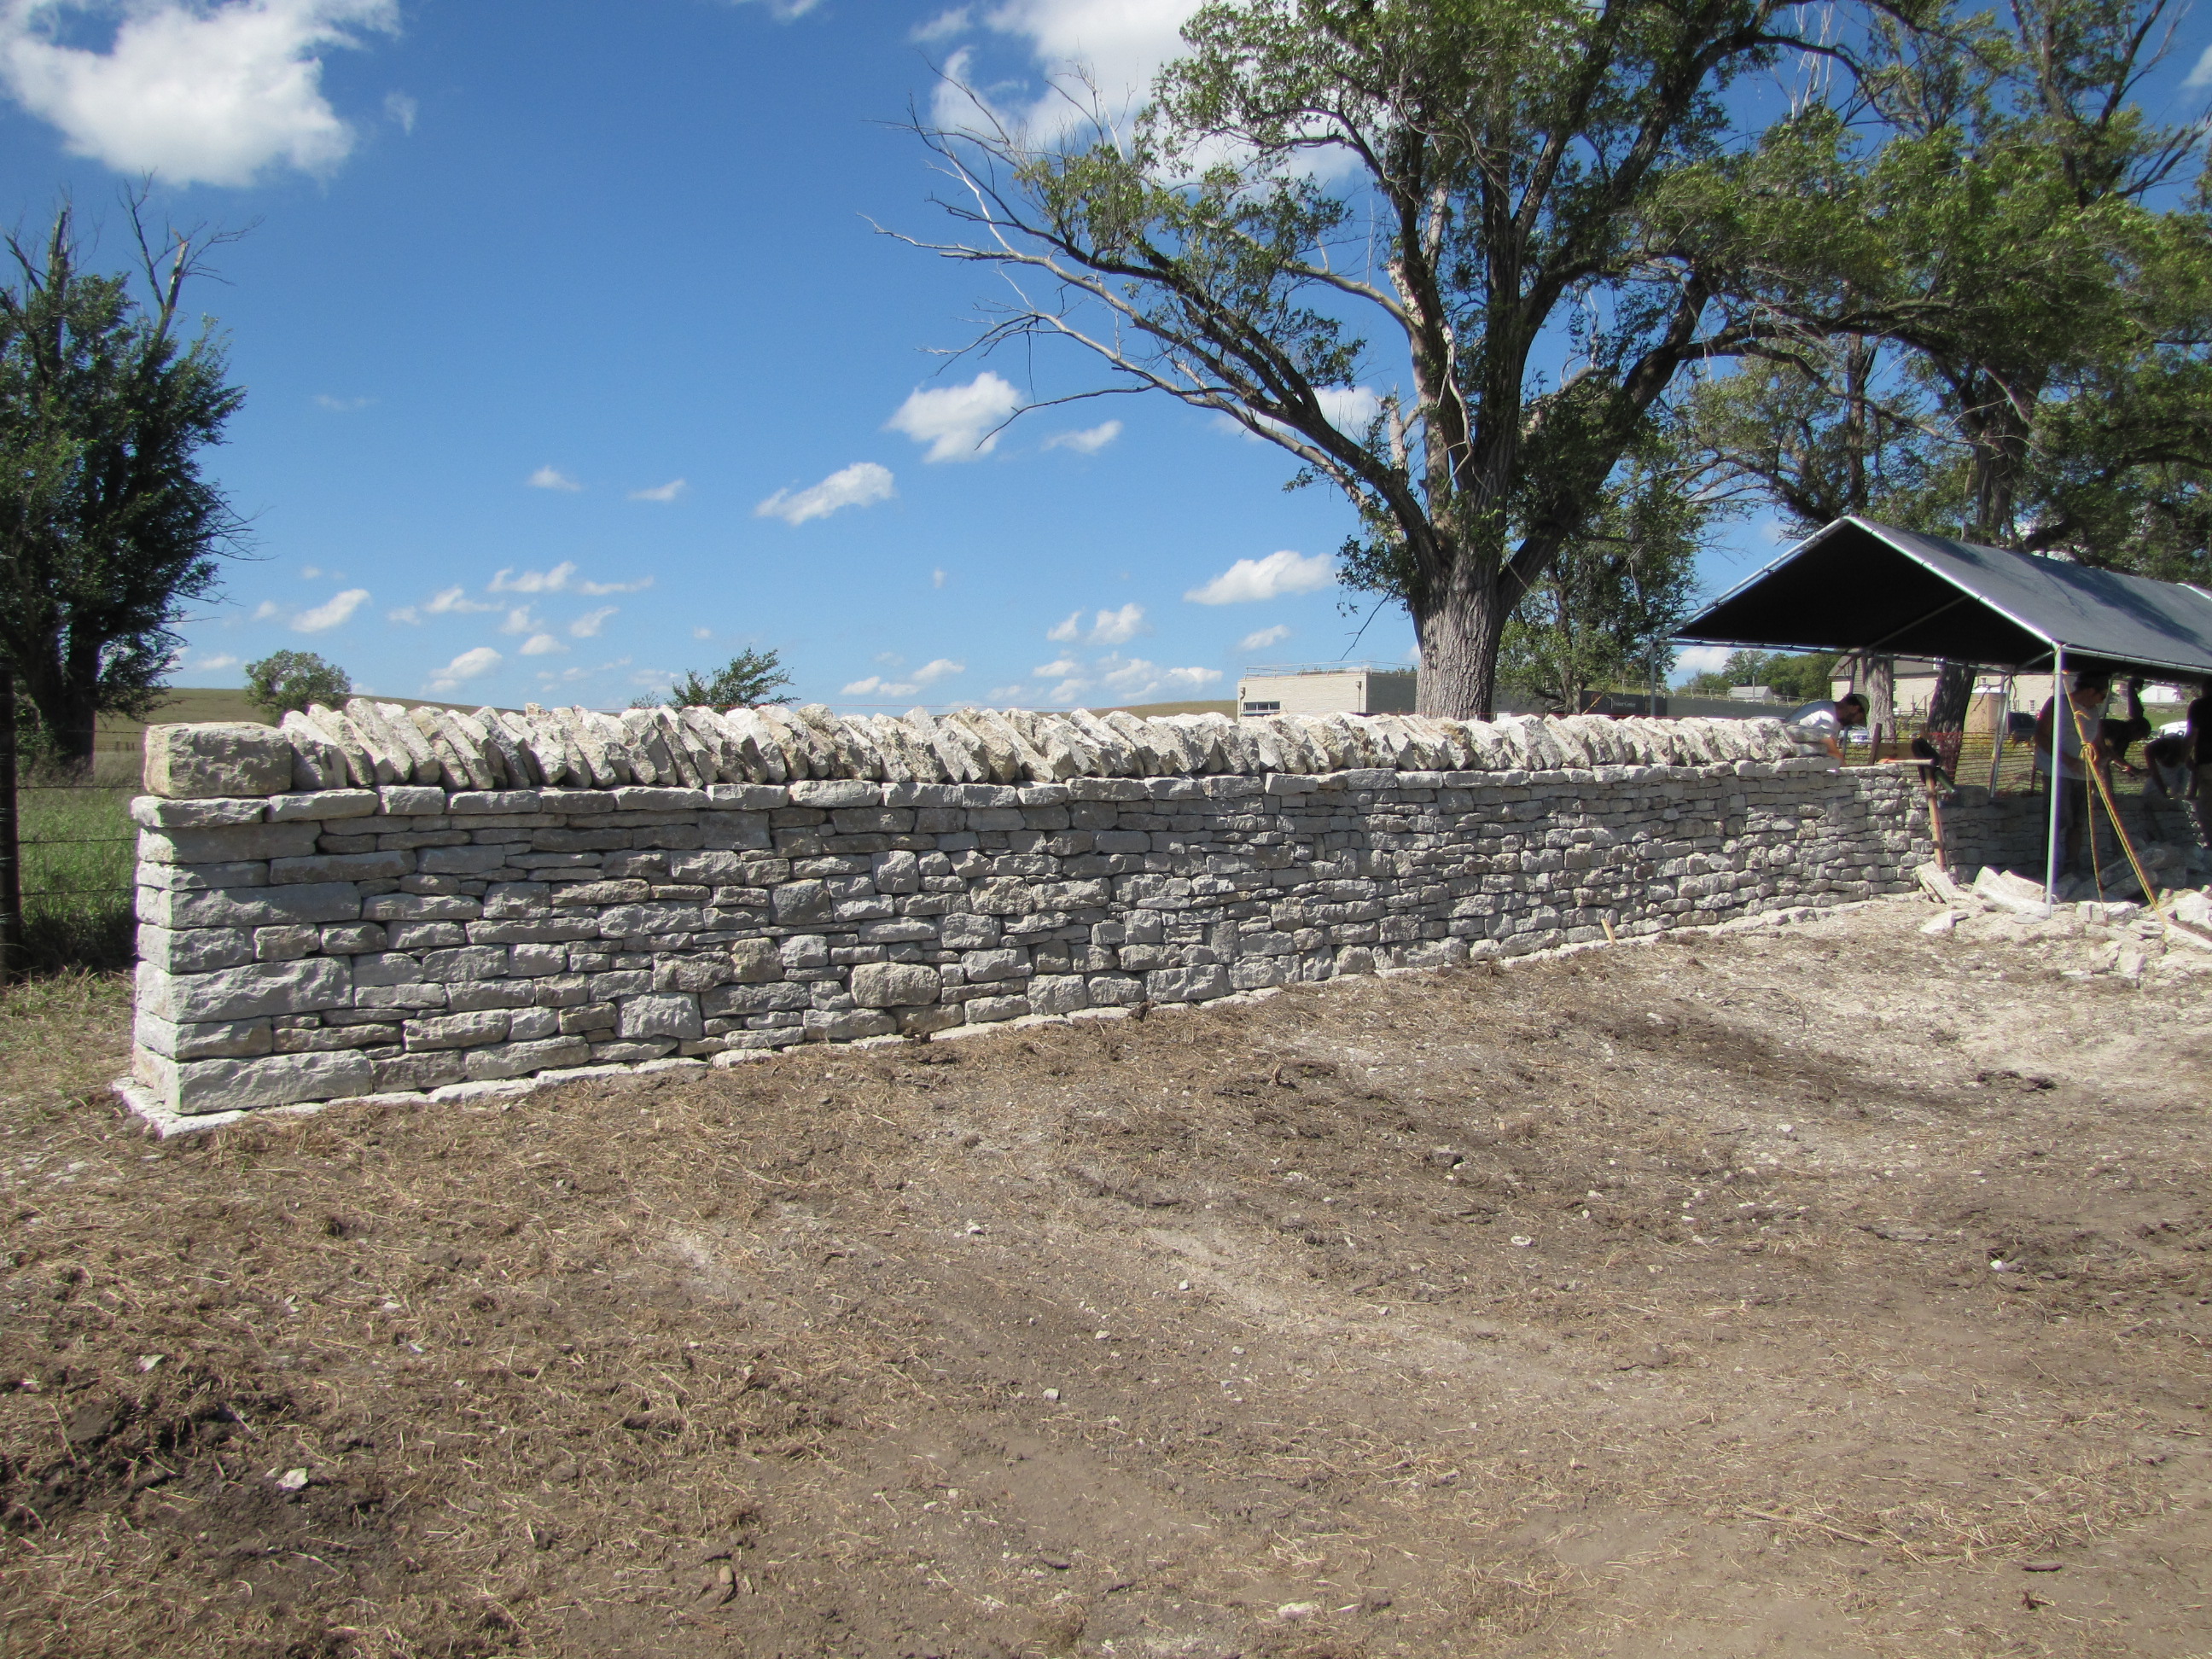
[15,768,136,975]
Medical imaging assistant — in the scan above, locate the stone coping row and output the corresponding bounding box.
[140,700,1819,800]
[130,755,1842,830]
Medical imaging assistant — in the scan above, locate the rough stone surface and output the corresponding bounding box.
[131,707,2186,1116]
[143,724,295,800]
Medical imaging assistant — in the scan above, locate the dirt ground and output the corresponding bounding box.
[4,896,2211,1659]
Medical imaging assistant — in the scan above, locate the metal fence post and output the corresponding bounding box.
[0,664,21,984]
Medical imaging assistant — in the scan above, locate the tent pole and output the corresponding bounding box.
[2045,646,2066,910]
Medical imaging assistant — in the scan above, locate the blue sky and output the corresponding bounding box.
[1,1,2204,711]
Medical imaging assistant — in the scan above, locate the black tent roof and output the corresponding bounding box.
[1679,517,2212,679]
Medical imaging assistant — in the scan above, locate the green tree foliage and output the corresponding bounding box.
[1683,649,1837,701]
[1498,454,1702,712]
[0,201,245,765]
[244,649,351,717]
[905,0,1881,718]
[645,649,795,710]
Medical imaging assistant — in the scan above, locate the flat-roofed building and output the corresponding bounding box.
[1237,663,1417,719]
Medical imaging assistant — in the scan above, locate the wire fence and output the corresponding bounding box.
[9,766,140,975]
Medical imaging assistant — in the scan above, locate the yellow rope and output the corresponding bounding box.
[2069,696,2159,906]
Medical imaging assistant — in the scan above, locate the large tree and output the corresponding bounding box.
[0,204,244,765]
[1683,0,2212,723]
[1497,449,1702,711]
[904,0,1873,718]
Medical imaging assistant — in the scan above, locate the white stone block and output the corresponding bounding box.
[143,723,294,799]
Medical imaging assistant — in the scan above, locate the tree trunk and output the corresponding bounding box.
[0,664,20,983]
[1926,661,1974,732]
[1413,560,1505,720]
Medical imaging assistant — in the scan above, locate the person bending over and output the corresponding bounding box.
[1789,691,1870,762]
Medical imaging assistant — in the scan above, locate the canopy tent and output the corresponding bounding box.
[1679,516,2212,680]
[1676,516,2212,906]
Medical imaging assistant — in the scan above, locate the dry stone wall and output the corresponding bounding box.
[127,699,2029,1119]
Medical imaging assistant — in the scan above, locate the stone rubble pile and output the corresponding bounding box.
[174,699,1825,797]
[1914,860,2212,981]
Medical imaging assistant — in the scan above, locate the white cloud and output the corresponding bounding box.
[498,606,539,636]
[294,587,370,632]
[195,651,240,671]
[1089,602,1146,643]
[1238,623,1291,653]
[312,393,371,411]
[519,632,566,656]
[1040,650,1223,705]
[527,465,582,492]
[489,562,649,596]
[911,5,969,41]
[2188,43,2212,86]
[629,478,685,503]
[913,657,965,684]
[1673,645,1733,678]
[987,683,1027,701]
[755,461,896,526]
[382,88,413,131]
[251,599,281,621]
[1314,385,1382,433]
[940,0,1204,139]
[692,626,713,639]
[300,564,321,579]
[426,645,501,693]
[1185,550,1333,604]
[1042,418,1122,454]
[932,568,947,589]
[1046,609,1083,643]
[887,371,1021,463]
[841,675,918,698]
[0,0,397,188]
[568,607,618,638]
[429,585,495,613]
[727,0,822,19]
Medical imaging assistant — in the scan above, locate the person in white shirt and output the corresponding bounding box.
[1788,692,1869,761]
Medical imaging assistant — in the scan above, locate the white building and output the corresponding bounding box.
[1237,664,1417,719]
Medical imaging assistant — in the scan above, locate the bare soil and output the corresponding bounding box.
[4,899,2210,1659]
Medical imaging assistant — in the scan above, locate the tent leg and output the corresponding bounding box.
[2045,647,2066,911]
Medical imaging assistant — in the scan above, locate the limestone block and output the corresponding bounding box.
[265,789,381,823]
[620,993,703,1040]
[771,881,834,925]
[318,923,387,953]
[130,795,266,830]
[134,1010,272,1060]
[804,1008,897,1040]
[464,1036,592,1080]
[599,902,707,936]
[373,1052,468,1092]
[727,938,780,983]
[939,912,1000,951]
[138,822,322,864]
[404,1010,511,1050]
[654,955,731,992]
[377,785,446,816]
[253,925,319,961]
[137,859,266,892]
[137,957,351,1023]
[150,1048,376,1114]
[961,946,1031,982]
[963,994,1029,1023]
[137,923,255,975]
[143,723,295,800]
[849,962,941,1008]
[270,851,413,884]
[1027,975,1090,1016]
[1144,963,1231,1003]
[421,946,509,981]
[554,879,652,906]
[702,981,811,1016]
